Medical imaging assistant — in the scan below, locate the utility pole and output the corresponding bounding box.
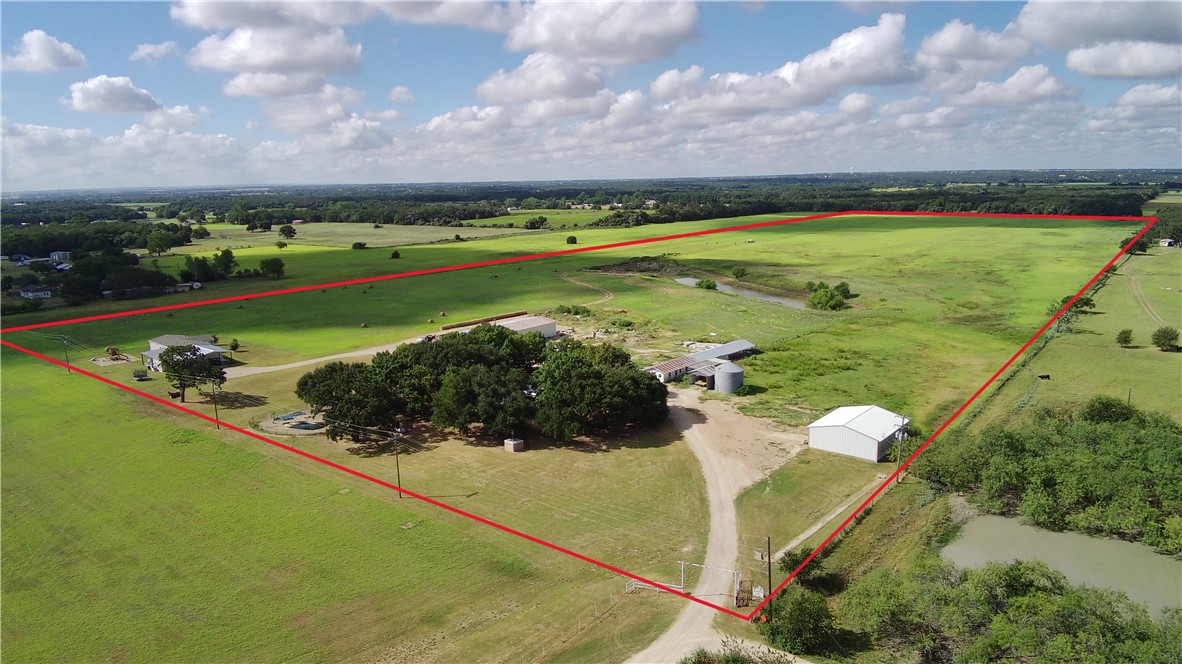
[765,536,772,597]
[59,337,72,374]
[393,437,402,499]
[210,380,220,429]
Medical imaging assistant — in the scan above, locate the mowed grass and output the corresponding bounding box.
[183,221,534,251]
[0,346,708,662]
[974,246,1182,424]
[733,450,891,586]
[490,209,613,227]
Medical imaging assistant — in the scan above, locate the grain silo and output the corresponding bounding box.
[713,362,744,394]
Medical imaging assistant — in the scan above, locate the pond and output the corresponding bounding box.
[672,277,807,309]
[941,515,1182,618]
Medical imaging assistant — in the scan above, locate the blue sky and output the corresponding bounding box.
[2,1,1179,191]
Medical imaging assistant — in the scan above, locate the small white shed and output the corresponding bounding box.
[807,405,908,462]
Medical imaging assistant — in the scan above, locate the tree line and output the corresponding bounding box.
[1,220,192,258]
[295,324,668,443]
[912,396,1182,554]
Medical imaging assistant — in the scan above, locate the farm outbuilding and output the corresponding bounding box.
[807,405,908,462]
[646,339,754,383]
[495,316,558,338]
[712,362,744,394]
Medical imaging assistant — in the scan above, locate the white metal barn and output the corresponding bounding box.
[495,315,558,338]
[807,405,909,462]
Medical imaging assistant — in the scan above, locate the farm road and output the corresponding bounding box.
[1125,257,1167,327]
[562,274,615,306]
[627,388,806,664]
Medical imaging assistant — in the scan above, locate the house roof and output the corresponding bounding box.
[141,343,227,359]
[808,405,908,441]
[19,285,51,293]
[150,334,215,347]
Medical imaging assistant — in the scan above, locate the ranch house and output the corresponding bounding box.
[141,334,231,372]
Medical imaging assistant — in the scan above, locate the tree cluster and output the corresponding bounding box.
[841,558,1181,662]
[0,220,190,258]
[295,325,667,442]
[804,280,852,310]
[912,396,1182,553]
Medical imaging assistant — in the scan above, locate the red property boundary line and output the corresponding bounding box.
[0,211,1158,622]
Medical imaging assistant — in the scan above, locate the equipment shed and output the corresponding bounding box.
[807,405,908,462]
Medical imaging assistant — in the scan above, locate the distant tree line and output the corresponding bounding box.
[1,220,191,258]
[294,325,667,442]
[913,396,1182,553]
[0,201,146,226]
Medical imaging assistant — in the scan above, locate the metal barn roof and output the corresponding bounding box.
[495,316,555,331]
[687,339,755,362]
[808,405,908,442]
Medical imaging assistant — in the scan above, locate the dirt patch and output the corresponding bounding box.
[946,492,979,525]
[669,387,804,493]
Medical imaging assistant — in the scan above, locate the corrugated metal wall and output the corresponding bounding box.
[808,425,880,461]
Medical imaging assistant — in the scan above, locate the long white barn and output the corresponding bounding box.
[807,405,908,462]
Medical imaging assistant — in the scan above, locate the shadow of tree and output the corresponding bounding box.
[195,390,268,409]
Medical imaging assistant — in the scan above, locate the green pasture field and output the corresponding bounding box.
[480,209,612,227]
[1,211,1142,661]
[185,221,534,251]
[1145,191,1182,211]
[973,246,1182,425]
[0,343,708,662]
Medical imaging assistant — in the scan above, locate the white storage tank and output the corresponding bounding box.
[714,361,744,394]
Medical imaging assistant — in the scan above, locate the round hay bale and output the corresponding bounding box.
[427,318,435,323]
[440,311,447,317]
[360,322,368,328]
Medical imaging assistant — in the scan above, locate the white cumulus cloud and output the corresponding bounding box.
[1066,41,1182,79]
[224,73,326,97]
[63,75,162,113]
[187,26,361,75]
[506,0,699,66]
[129,41,179,63]
[388,85,415,104]
[651,66,704,100]
[948,65,1071,107]
[142,105,204,131]
[2,29,86,72]
[917,19,1030,93]
[1014,1,1181,50]
[477,53,604,105]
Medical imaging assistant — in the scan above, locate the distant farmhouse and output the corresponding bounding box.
[807,405,908,462]
[18,285,52,300]
[141,334,230,372]
[49,250,71,261]
[645,339,752,393]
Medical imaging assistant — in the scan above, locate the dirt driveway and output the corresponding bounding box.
[626,388,805,664]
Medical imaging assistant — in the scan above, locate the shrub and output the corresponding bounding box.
[807,287,846,310]
[390,250,400,259]
[229,338,240,351]
[351,242,367,250]
[695,278,717,290]
[1116,328,1133,347]
[732,266,749,279]
[1151,326,1179,351]
[566,235,577,244]
[555,304,591,316]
